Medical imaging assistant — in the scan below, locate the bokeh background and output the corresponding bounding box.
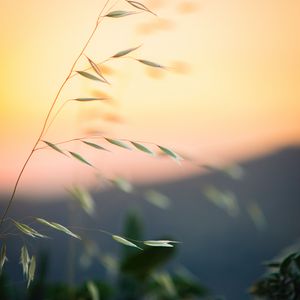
[0,0,300,299]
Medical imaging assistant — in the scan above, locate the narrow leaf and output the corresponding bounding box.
[111,177,133,193]
[143,240,178,247]
[105,138,131,150]
[27,256,36,288]
[0,244,8,274]
[35,218,81,240]
[138,59,164,68]
[126,1,156,15]
[51,222,81,239]
[68,186,95,215]
[144,190,170,209]
[87,281,99,300]
[82,141,108,151]
[20,245,30,277]
[131,141,154,156]
[69,151,93,167]
[158,145,182,161]
[73,97,108,102]
[112,45,141,58]
[105,10,138,18]
[112,235,142,250]
[77,71,102,82]
[13,220,46,238]
[43,140,65,155]
[86,57,109,83]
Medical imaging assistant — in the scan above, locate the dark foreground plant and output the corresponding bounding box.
[249,251,300,300]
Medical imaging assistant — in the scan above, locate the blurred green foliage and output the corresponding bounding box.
[0,212,208,300]
[250,252,300,299]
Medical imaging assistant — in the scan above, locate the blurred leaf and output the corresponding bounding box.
[43,140,65,155]
[280,253,297,276]
[35,218,81,240]
[203,186,239,217]
[27,256,36,288]
[158,145,182,162]
[83,141,108,151]
[112,45,141,58]
[173,268,209,298]
[73,97,108,102]
[123,212,143,241]
[223,164,244,180]
[138,59,164,68]
[76,71,103,82]
[144,190,170,209]
[105,10,138,18]
[86,57,109,84]
[122,212,144,258]
[20,245,30,277]
[154,273,177,297]
[87,281,99,300]
[121,245,176,279]
[247,202,267,230]
[68,186,95,216]
[126,1,156,15]
[131,141,154,156]
[111,177,133,193]
[105,138,131,150]
[13,220,46,238]
[264,261,281,269]
[0,244,7,274]
[100,254,119,274]
[69,151,93,167]
[112,235,142,250]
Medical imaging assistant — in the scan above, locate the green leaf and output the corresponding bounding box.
[131,141,154,156]
[105,138,131,150]
[138,59,164,68]
[86,57,109,83]
[126,1,156,16]
[112,45,141,58]
[20,246,30,277]
[154,273,177,297]
[35,218,81,240]
[111,177,133,193]
[105,10,138,18]
[76,71,103,82]
[68,186,95,215]
[144,190,170,209]
[43,140,65,155]
[69,151,93,167]
[73,97,108,102]
[13,220,46,238]
[82,141,108,151]
[158,145,182,161]
[27,256,36,288]
[280,252,297,275]
[87,281,99,300]
[112,235,142,250]
[0,243,8,274]
[143,240,178,247]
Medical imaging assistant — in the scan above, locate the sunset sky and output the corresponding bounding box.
[0,0,299,197]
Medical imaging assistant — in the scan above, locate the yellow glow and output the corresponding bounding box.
[0,0,299,196]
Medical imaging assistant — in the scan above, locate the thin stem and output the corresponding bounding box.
[0,0,111,232]
[35,138,83,151]
[43,100,72,136]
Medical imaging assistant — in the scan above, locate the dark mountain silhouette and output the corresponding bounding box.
[1,146,300,299]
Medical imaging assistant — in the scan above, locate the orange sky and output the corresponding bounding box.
[0,0,299,197]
